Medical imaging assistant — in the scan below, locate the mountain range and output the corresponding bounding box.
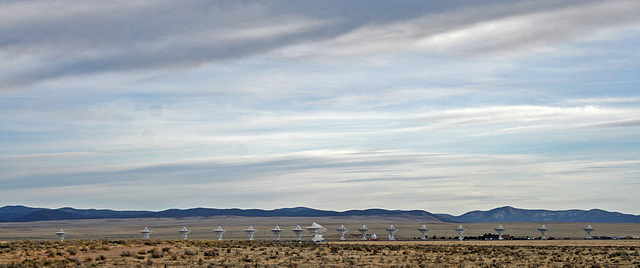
[436,206,640,223]
[0,206,446,223]
[1,205,639,223]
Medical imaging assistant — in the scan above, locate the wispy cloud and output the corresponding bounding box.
[566,96,640,104]
[1,0,639,214]
[283,0,640,58]
[399,105,640,134]
[2,1,639,89]
[2,150,637,213]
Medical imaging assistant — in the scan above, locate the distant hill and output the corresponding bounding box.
[0,205,42,222]
[437,206,640,223]
[1,205,639,223]
[0,205,150,222]
[0,206,448,223]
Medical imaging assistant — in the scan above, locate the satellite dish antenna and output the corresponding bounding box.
[336,225,349,241]
[454,225,466,241]
[178,227,191,240]
[305,222,327,242]
[418,225,430,240]
[584,225,594,239]
[244,226,257,240]
[140,227,152,240]
[357,225,369,240]
[292,225,304,241]
[271,225,283,241]
[213,226,226,241]
[55,229,67,242]
[385,225,398,241]
[494,225,506,240]
[537,225,549,240]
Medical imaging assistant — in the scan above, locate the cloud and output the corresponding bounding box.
[284,0,640,58]
[399,105,640,135]
[1,1,639,214]
[0,1,333,89]
[566,96,640,105]
[578,119,640,129]
[416,0,640,56]
[2,0,639,90]
[1,149,638,213]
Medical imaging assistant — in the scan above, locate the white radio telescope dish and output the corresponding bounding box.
[336,225,349,241]
[178,227,191,240]
[357,225,369,240]
[494,225,506,240]
[306,222,327,242]
[244,226,257,241]
[385,225,398,241]
[271,225,283,241]
[213,226,226,241]
[537,225,549,240]
[418,225,429,240]
[583,225,595,239]
[55,229,67,242]
[140,227,152,240]
[454,225,466,241]
[292,225,305,241]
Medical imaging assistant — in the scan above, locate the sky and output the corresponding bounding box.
[1,0,639,215]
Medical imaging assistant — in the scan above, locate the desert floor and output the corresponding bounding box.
[1,216,638,241]
[1,239,639,267]
[1,217,639,267]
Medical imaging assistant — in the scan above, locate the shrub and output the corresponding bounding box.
[120,251,135,257]
[204,249,218,257]
[183,249,198,256]
[151,251,163,258]
[66,257,80,265]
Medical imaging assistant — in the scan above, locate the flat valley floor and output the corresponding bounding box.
[1,217,639,267]
[2,216,639,240]
[1,239,639,267]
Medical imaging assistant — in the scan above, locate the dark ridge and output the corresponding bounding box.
[0,205,43,221]
[12,209,86,222]
[0,206,448,223]
[438,206,640,223]
[135,207,450,222]
[1,205,638,223]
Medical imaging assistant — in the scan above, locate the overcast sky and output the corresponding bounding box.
[1,0,639,215]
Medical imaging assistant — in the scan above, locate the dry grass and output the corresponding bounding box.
[1,217,638,241]
[1,218,639,266]
[1,239,639,267]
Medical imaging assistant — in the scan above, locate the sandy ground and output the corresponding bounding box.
[1,239,639,267]
[334,239,640,246]
[1,216,638,241]
[1,217,639,266]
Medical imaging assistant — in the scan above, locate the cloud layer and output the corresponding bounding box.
[2,150,638,214]
[2,0,639,89]
[1,0,639,214]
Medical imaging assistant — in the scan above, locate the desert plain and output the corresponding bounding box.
[1,217,639,267]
